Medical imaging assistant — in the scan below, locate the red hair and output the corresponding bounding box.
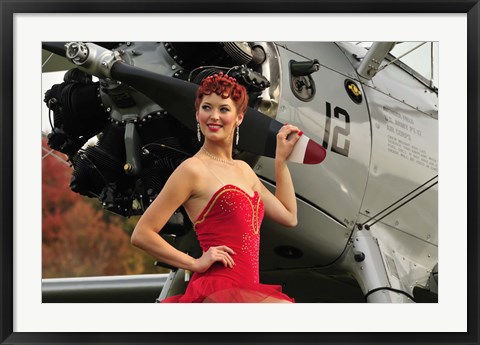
[195,72,248,115]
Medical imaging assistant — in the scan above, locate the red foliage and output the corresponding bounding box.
[42,202,144,277]
[41,137,152,278]
[42,139,79,243]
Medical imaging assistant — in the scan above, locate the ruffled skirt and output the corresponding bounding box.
[161,274,294,303]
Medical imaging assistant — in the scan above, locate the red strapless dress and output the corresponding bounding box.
[161,184,294,303]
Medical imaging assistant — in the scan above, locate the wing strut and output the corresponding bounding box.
[358,175,438,230]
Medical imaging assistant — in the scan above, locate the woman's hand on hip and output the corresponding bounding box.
[192,245,236,273]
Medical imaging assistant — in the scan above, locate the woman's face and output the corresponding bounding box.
[196,93,244,143]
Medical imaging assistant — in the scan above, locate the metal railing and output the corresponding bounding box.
[42,274,168,303]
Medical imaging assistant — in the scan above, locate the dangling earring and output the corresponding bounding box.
[235,126,240,146]
[197,123,201,142]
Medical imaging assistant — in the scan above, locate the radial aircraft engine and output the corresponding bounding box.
[42,41,438,303]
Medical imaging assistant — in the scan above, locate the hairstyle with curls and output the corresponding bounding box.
[195,72,248,115]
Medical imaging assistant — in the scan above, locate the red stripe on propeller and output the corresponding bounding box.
[304,140,327,164]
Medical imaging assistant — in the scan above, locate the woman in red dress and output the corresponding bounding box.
[131,73,302,303]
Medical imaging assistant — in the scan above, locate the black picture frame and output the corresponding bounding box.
[1,1,479,344]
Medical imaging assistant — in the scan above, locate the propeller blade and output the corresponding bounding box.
[42,42,68,56]
[111,62,198,130]
[111,62,326,164]
[42,41,326,164]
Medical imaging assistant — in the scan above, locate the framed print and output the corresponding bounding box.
[1,1,479,344]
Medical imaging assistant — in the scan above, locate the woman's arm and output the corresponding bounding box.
[255,124,303,227]
[130,159,199,271]
[131,158,236,272]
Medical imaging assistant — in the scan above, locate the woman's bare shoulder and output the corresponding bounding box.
[235,159,256,175]
[176,156,205,175]
[236,159,261,186]
[170,156,209,189]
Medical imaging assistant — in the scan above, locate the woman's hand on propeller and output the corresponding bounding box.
[192,245,236,273]
[276,124,303,162]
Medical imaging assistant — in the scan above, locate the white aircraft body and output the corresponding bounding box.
[41,41,438,303]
